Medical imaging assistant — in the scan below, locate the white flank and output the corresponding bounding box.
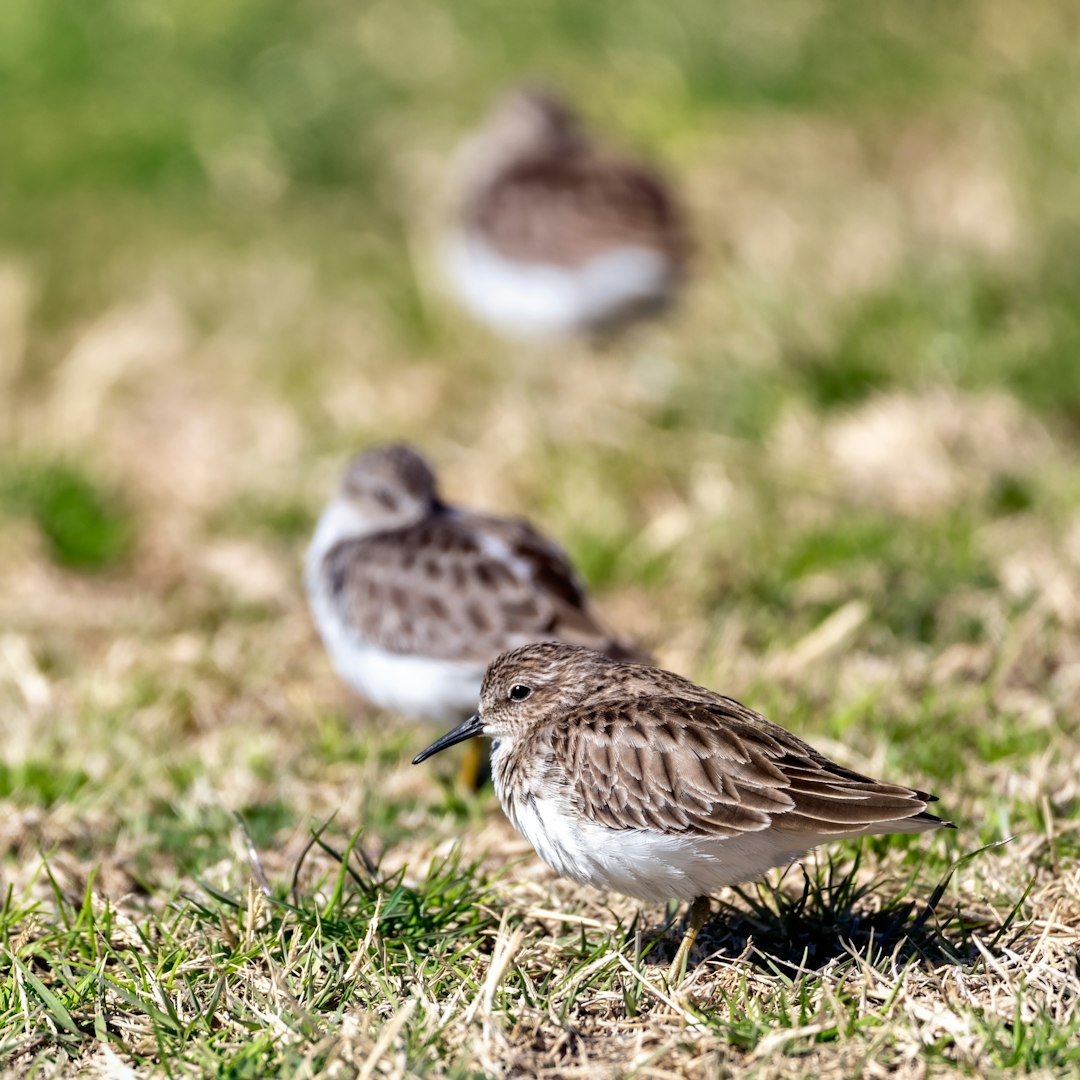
[445,233,674,339]
[502,791,807,902]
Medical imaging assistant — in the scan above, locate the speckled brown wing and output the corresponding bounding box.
[321,511,644,665]
[469,154,687,269]
[555,696,943,838]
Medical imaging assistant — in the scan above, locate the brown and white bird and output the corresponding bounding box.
[444,88,689,339]
[305,446,645,780]
[414,642,954,979]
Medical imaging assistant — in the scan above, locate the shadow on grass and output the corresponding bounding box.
[647,842,1015,976]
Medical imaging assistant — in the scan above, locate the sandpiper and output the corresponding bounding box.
[444,87,689,340]
[414,642,954,979]
[306,447,646,784]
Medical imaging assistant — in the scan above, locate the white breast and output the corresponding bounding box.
[305,504,486,724]
[444,233,674,339]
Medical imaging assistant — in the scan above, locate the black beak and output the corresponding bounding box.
[412,713,485,764]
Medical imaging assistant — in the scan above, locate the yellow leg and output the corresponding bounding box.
[668,896,711,984]
[455,738,489,792]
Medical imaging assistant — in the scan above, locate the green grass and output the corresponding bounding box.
[0,459,133,570]
[0,762,89,808]
[1,0,1079,1075]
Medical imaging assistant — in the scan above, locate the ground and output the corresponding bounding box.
[1,0,1079,1076]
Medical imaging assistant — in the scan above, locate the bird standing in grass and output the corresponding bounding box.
[306,446,647,786]
[444,88,689,340]
[414,642,954,980]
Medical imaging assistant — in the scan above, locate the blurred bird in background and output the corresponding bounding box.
[444,87,689,340]
[305,443,649,786]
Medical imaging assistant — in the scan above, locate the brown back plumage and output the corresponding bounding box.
[321,513,647,666]
[552,696,945,838]
[468,154,688,270]
[456,88,689,272]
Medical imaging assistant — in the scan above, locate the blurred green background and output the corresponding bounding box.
[2,0,1078,689]
[3,0,1079,686]
[4,0,1079,409]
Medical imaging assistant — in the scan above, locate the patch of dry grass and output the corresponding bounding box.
[2,0,1080,1075]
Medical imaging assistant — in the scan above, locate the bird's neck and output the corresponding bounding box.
[307,497,428,565]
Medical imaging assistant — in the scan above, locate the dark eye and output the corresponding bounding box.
[508,684,532,702]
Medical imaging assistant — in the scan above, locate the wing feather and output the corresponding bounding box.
[558,696,943,839]
[472,155,687,268]
[322,513,644,664]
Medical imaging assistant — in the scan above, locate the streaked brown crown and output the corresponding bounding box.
[340,443,439,531]
[482,644,953,840]
[479,87,584,160]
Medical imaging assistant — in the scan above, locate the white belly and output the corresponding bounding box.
[326,635,483,724]
[445,233,674,339]
[499,788,821,903]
